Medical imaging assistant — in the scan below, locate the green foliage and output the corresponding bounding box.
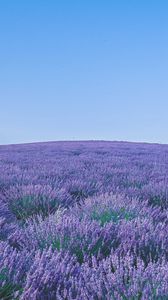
[148,195,167,209]
[10,195,59,221]
[0,268,23,300]
[91,207,136,226]
[38,234,71,253]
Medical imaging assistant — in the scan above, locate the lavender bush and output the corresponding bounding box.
[0,141,168,299]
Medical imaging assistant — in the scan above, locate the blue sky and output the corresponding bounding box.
[0,0,168,144]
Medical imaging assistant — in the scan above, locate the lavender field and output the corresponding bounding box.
[0,141,168,299]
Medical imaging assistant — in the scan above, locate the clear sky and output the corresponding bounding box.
[0,0,168,145]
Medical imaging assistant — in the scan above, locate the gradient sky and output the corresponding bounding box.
[0,0,168,145]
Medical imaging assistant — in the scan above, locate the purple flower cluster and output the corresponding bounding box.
[0,141,168,299]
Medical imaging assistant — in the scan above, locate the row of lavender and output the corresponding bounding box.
[0,141,168,299]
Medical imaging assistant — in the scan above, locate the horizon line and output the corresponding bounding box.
[0,139,168,147]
